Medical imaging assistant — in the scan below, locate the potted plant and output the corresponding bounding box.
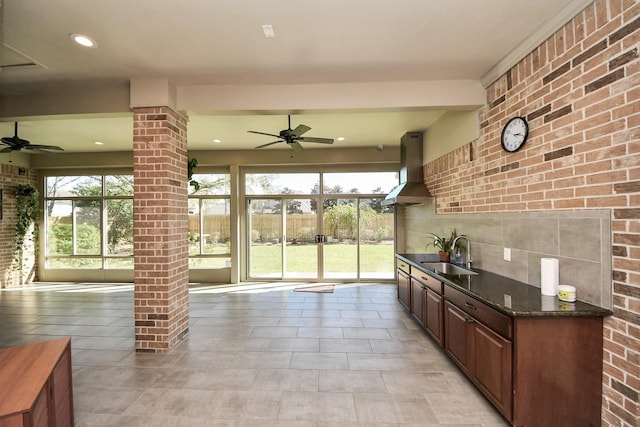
[425,229,460,262]
[13,184,40,270]
[188,157,200,191]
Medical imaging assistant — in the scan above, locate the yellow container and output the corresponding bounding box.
[558,285,576,302]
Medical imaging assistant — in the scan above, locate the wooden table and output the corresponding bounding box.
[0,338,74,427]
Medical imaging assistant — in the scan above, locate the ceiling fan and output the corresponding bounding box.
[248,115,334,150]
[1,122,65,153]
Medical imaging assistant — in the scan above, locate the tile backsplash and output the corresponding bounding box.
[402,200,611,309]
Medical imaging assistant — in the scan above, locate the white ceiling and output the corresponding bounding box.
[0,0,592,153]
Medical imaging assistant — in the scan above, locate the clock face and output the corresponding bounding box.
[501,117,529,152]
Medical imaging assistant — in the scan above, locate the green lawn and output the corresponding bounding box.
[249,242,394,276]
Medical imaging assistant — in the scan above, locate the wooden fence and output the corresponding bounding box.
[189,213,394,243]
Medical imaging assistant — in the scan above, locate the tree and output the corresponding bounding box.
[103,176,134,253]
[45,175,135,256]
[245,173,276,194]
[323,201,383,241]
[13,184,40,269]
[310,183,345,211]
[189,173,230,195]
[369,186,394,213]
[45,176,85,216]
[286,199,303,214]
[272,188,303,214]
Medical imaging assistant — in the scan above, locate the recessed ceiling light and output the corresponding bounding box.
[262,25,275,38]
[337,137,345,141]
[212,139,222,143]
[94,141,104,145]
[70,33,97,48]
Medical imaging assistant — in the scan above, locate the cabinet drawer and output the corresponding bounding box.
[445,286,512,339]
[397,259,410,274]
[412,271,443,294]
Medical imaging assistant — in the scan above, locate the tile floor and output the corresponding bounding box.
[0,282,509,426]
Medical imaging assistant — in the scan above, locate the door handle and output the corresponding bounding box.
[315,234,326,243]
[464,301,477,310]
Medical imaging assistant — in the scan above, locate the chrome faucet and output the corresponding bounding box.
[452,235,472,269]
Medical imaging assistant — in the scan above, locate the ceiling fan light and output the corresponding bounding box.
[70,33,97,48]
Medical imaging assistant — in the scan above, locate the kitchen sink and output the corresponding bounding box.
[419,262,478,276]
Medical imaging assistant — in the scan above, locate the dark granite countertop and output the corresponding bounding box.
[397,253,612,318]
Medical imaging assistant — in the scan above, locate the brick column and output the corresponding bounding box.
[132,107,189,352]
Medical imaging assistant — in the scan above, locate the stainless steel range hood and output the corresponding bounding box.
[382,131,432,206]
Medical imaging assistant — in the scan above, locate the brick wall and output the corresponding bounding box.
[133,107,190,352]
[424,1,639,425]
[0,164,39,288]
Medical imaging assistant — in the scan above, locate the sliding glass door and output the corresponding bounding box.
[248,197,319,279]
[245,171,396,281]
[248,198,283,278]
[284,198,318,279]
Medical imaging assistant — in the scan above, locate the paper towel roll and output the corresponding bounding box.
[541,295,558,311]
[541,258,559,296]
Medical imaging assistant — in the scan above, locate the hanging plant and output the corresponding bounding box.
[188,157,200,191]
[14,183,40,267]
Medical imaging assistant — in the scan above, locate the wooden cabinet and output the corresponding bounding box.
[410,279,425,324]
[398,262,445,348]
[412,271,444,348]
[396,256,606,427]
[443,285,605,427]
[444,301,472,374]
[0,338,74,427]
[425,288,443,346]
[510,316,603,427]
[396,260,411,310]
[473,321,512,419]
[444,300,512,419]
[50,344,73,427]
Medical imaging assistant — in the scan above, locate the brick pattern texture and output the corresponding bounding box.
[424,1,639,425]
[133,107,189,352]
[0,165,39,288]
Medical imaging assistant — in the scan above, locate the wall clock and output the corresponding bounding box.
[501,116,529,152]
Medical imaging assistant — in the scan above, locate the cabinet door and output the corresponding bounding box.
[51,348,74,427]
[410,280,425,324]
[444,301,472,375]
[31,385,49,427]
[425,288,443,346]
[0,415,26,427]
[472,321,513,420]
[397,269,410,310]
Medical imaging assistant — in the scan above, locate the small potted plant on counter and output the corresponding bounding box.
[425,229,460,262]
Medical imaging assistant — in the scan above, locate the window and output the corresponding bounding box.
[45,175,133,269]
[322,172,398,195]
[245,173,320,195]
[188,173,231,269]
[44,172,232,271]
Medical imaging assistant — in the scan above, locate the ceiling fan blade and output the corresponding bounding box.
[248,130,281,138]
[291,124,311,137]
[0,147,14,153]
[299,137,334,144]
[290,141,304,151]
[1,136,21,146]
[256,140,283,149]
[24,148,64,154]
[22,144,65,153]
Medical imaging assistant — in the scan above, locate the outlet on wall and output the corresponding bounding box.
[504,247,511,262]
